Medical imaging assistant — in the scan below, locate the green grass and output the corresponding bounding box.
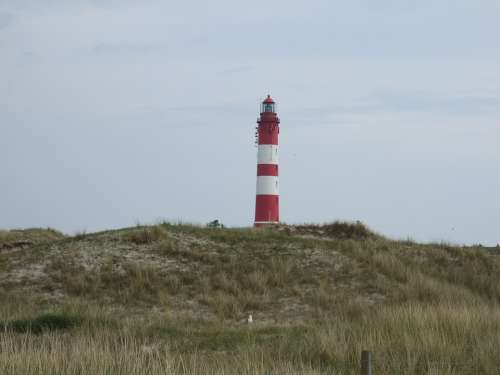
[0,228,64,248]
[1,222,500,374]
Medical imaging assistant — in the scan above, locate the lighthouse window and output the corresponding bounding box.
[263,103,274,112]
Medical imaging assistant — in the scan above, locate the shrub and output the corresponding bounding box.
[127,226,168,245]
[290,221,378,240]
[1,313,81,334]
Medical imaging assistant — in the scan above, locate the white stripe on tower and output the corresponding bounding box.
[256,176,279,195]
[257,145,279,165]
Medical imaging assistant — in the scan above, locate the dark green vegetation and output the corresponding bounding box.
[1,223,500,374]
[0,312,81,334]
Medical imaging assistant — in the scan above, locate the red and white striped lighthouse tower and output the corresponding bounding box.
[254,95,280,227]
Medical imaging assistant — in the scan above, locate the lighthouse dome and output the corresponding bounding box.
[263,95,275,104]
[261,95,276,113]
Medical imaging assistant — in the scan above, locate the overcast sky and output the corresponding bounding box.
[1,0,499,245]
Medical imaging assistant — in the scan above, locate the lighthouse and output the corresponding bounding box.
[254,95,280,227]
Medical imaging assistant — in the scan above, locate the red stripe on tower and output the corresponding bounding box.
[254,95,280,227]
[257,164,278,176]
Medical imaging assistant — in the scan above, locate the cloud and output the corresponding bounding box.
[0,11,14,30]
[0,0,142,9]
[92,41,168,56]
[219,66,253,75]
[361,91,500,115]
[283,91,500,126]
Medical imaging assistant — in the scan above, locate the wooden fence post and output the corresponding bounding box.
[361,350,372,375]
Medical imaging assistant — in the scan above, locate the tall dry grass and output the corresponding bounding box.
[1,300,499,374]
[0,331,327,375]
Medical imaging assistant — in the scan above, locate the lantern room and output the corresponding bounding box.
[261,95,276,113]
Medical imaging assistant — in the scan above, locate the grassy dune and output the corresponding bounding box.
[1,223,499,374]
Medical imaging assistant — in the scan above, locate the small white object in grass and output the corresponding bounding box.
[247,314,253,324]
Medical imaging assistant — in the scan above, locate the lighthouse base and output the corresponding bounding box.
[254,194,279,225]
[254,221,279,228]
